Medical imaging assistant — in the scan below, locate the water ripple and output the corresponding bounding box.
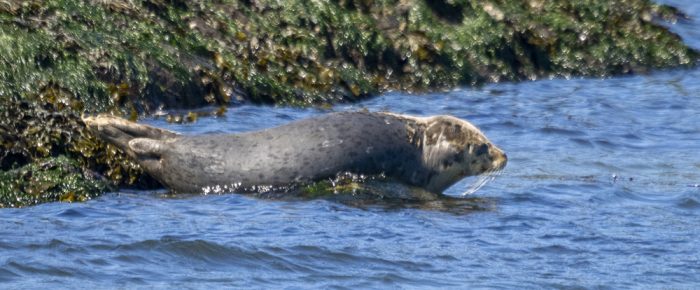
[3,11,700,286]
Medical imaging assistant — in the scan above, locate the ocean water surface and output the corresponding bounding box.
[2,1,700,289]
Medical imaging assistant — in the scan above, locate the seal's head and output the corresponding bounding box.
[384,113,507,193]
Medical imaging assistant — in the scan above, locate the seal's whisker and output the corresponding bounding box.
[460,174,490,196]
[460,168,502,196]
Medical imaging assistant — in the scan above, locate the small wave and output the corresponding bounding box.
[0,268,20,282]
[531,244,585,255]
[25,239,88,255]
[677,197,700,209]
[57,208,87,218]
[111,237,318,273]
[275,244,434,270]
[5,261,75,277]
[538,126,586,137]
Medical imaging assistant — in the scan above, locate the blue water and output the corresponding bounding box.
[2,2,700,289]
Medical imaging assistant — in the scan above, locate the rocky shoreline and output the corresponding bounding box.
[0,0,697,207]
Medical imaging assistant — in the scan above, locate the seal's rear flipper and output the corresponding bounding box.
[83,115,178,140]
[83,115,177,161]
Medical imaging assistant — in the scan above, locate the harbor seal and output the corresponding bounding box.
[83,111,507,194]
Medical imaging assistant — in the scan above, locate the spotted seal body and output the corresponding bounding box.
[84,112,507,194]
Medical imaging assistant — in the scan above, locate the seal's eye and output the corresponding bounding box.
[476,144,489,156]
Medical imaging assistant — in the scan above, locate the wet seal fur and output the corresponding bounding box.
[83,112,507,194]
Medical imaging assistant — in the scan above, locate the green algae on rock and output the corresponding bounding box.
[0,155,108,207]
[0,0,696,111]
[0,0,697,207]
[0,96,160,207]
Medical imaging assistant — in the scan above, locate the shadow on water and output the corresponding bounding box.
[154,179,496,215]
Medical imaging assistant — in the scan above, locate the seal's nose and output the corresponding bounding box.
[491,147,508,170]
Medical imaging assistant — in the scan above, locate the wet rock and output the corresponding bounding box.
[0,96,160,208]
